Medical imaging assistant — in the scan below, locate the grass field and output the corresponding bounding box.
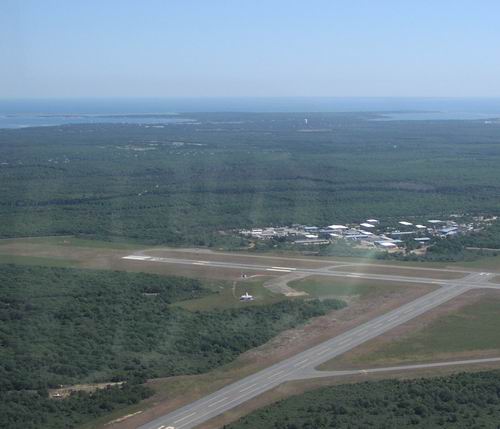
[0,235,143,250]
[175,277,282,311]
[0,247,286,312]
[1,236,500,276]
[289,275,420,300]
[320,291,500,370]
[0,253,81,268]
[449,254,500,271]
[346,265,466,280]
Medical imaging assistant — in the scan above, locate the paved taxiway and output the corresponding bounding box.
[302,356,500,379]
[129,253,497,429]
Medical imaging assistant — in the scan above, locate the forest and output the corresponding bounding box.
[0,263,345,428]
[1,113,500,250]
[0,383,152,429]
[227,370,500,428]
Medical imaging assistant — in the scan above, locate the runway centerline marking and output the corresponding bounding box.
[268,370,285,379]
[207,396,229,408]
[239,383,257,392]
[173,411,196,423]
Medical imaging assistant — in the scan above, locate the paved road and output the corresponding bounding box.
[130,253,497,429]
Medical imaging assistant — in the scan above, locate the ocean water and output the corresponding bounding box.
[0,112,195,129]
[1,97,500,128]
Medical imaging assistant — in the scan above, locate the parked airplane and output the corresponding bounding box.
[240,292,254,301]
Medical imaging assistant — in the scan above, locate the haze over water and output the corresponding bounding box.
[1,97,500,128]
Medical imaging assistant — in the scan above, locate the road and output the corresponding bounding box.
[129,253,497,429]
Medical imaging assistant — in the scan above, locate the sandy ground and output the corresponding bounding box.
[49,382,124,399]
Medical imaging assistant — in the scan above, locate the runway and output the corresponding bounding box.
[123,254,495,288]
[128,253,497,429]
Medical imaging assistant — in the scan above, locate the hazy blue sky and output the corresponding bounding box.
[2,0,500,98]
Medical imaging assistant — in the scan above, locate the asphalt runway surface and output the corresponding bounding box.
[128,253,498,429]
[123,254,494,288]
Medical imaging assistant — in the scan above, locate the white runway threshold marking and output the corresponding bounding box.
[122,255,151,260]
[266,268,292,272]
[271,266,297,271]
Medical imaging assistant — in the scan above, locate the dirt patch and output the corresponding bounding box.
[321,288,500,371]
[105,411,143,426]
[49,382,124,399]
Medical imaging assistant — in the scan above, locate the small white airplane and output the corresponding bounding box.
[240,291,254,301]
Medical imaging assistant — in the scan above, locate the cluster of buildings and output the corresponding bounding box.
[237,215,496,253]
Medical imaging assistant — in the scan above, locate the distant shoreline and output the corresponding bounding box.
[1,98,500,128]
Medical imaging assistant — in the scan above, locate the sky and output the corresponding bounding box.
[1,0,500,98]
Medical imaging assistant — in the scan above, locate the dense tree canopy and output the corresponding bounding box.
[0,263,345,428]
[228,371,500,429]
[1,114,500,246]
